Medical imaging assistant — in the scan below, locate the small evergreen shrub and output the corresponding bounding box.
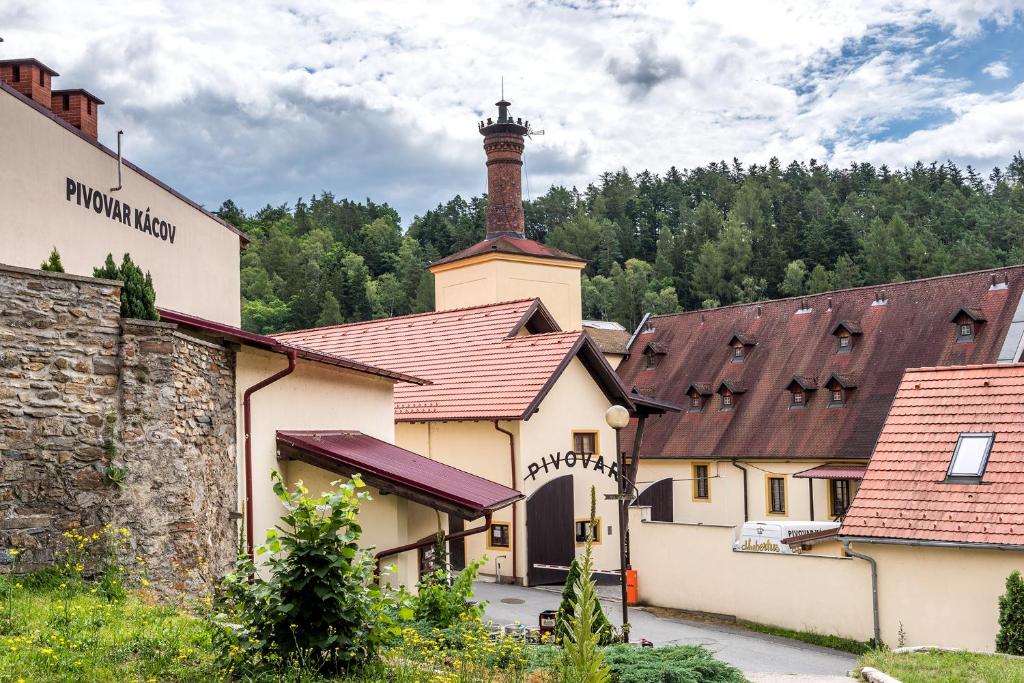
[602,644,747,683]
[556,557,614,646]
[93,253,159,321]
[40,247,65,273]
[997,570,1024,654]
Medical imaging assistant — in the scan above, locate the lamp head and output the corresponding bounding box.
[605,404,630,430]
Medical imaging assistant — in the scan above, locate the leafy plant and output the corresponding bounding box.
[997,570,1024,654]
[555,486,612,683]
[414,554,486,628]
[213,472,405,676]
[104,464,129,489]
[93,253,159,321]
[40,247,65,273]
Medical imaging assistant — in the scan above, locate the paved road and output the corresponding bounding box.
[474,581,856,680]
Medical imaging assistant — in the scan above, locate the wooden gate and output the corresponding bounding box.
[634,477,673,522]
[526,474,575,586]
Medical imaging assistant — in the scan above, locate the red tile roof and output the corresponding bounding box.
[275,299,633,421]
[158,308,427,386]
[841,364,1024,546]
[277,430,522,519]
[618,267,1024,460]
[430,234,585,267]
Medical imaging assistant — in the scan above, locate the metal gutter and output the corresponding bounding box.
[841,540,880,645]
[839,535,1024,552]
[493,421,519,584]
[243,350,296,559]
[730,459,749,522]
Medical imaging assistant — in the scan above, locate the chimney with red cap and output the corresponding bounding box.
[0,58,58,107]
[478,100,530,237]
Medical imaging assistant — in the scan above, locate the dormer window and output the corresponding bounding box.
[728,334,755,363]
[686,383,712,413]
[950,307,985,343]
[830,321,862,354]
[824,373,856,408]
[716,381,745,412]
[947,433,994,482]
[643,342,666,369]
[786,376,816,409]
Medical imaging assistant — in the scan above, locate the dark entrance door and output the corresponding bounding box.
[633,477,674,522]
[526,474,575,586]
[448,516,466,571]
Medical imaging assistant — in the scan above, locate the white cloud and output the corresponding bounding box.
[1,0,1023,221]
[984,60,1012,79]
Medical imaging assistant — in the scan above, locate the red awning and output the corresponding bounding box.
[793,465,867,480]
[276,430,522,520]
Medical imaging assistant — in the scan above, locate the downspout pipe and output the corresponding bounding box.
[375,512,493,580]
[243,348,297,559]
[730,459,749,522]
[842,540,881,646]
[493,421,519,584]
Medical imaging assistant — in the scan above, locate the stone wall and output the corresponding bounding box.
[0,263,237,588]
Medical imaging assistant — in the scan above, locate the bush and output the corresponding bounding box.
[213,472,404,676]
[40,247,65,273]
[998,570,1024,654]
[602,645,747,683]
[413,553,485,628]
[94,253,159,321]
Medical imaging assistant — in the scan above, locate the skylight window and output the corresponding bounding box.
[948,433,995,480]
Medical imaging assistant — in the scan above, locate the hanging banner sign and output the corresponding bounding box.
[65,177,178,245]
[524,451,620,482]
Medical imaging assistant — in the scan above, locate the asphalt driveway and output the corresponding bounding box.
[473,581,856,680]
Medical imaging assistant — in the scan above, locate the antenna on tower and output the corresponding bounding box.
[501,75,504,101]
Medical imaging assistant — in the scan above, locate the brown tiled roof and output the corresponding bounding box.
[618,267,1024,460]
[430,234,585,267]
[841,364,1024,546]
[584,327,632,355]
[275,299,633,422]
[277,430,522,519]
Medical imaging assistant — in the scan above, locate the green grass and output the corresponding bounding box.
[0,581,219,682]
[859,648,1024,682]
[741,622,872,655]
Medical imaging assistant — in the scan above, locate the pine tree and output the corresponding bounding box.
[998,570,1024,654]
[806,265,833,294]
[316,292,344,327]
[40,247,65,273]
[93,253,158,321]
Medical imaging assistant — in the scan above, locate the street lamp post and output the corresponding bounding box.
[605,404,631,642]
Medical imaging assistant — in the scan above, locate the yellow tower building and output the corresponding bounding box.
[429,100,585,331]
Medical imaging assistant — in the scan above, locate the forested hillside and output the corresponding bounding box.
[223,155,1024,334]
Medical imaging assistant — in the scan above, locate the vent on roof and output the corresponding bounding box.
[991,274,1009,291]
[826,297,833,311]
[872,290,888,306]
[796,299,812,315]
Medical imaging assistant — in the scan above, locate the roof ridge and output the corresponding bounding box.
[646,264,1024,322]
[905,363,1024,374]
[275,298,540,337]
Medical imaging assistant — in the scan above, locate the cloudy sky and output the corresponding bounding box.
[3,1,1023,223]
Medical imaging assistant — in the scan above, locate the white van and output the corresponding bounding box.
[732,521,840,554]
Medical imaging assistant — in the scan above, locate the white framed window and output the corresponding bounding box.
[948,433,995,479]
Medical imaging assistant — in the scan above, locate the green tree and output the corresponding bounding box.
[807,264,833,294]
[40,247,65,273]
[93,253,158,321]
[315,292,344,327]
[998,570,1024,654]
[370,272,406,318]
[780,259,808,297]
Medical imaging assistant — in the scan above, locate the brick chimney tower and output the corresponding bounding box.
[479,100,529,237]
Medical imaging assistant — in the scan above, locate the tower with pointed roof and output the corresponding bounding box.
[429,99,585,331]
